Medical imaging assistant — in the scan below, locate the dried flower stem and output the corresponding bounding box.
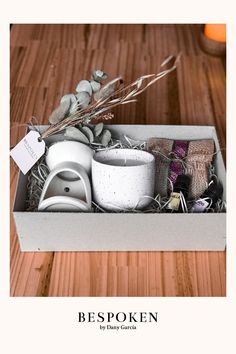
[41,54,181,140]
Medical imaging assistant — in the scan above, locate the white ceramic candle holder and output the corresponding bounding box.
[38,162,92,211]
[46,140,94,180]
[92,149,155,211]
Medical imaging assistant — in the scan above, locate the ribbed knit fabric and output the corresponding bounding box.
[186,139,215,198]
[169,140,188,189]
[147,138,174,197]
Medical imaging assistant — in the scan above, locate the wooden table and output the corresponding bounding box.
[10,24,226,296]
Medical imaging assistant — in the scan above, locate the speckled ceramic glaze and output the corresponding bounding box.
[92,149,155,211]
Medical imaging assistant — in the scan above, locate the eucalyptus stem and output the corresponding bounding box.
[41,54,181,140]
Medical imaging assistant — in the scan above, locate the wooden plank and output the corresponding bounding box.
[10,24,226,297]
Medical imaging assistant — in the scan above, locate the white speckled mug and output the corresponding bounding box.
[92,149,155,211]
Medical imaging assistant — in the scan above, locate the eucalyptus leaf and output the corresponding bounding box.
[60,93,76,105]
[94,122,104,137]
[76,91,91,109]
[101,129,112,147]
[75,80,93,96]
[49,100,70,124]
[81,126,94,143]
[92,70,108,82]
[94,83,115,101]
[69,101,78,114]
[64,126,89,144]
[90,80,101,93]
[94,77,122,101]
[61,94,77,114]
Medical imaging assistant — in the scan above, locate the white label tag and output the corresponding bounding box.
[10,131,46,174]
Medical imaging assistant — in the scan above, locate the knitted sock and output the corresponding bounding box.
[186,139,215,198]
[147,138,174,197]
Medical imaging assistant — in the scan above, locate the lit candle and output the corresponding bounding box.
[204,24,226,42]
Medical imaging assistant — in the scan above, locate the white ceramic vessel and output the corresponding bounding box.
[38,162,92,212]
[46,140,94,180]
[92,149,155,211]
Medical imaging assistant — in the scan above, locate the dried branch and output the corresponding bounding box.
[41,54,181,140]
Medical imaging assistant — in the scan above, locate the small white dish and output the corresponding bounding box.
[38,162,92,212]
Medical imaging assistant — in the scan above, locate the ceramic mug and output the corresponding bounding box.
[46,140,94,180]
[92,149,155,211]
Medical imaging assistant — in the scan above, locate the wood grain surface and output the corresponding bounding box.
[10,24,226,296]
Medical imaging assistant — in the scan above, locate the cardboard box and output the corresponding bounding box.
[13,125,226,251]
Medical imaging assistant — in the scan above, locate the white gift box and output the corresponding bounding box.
[13,125,226,251]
